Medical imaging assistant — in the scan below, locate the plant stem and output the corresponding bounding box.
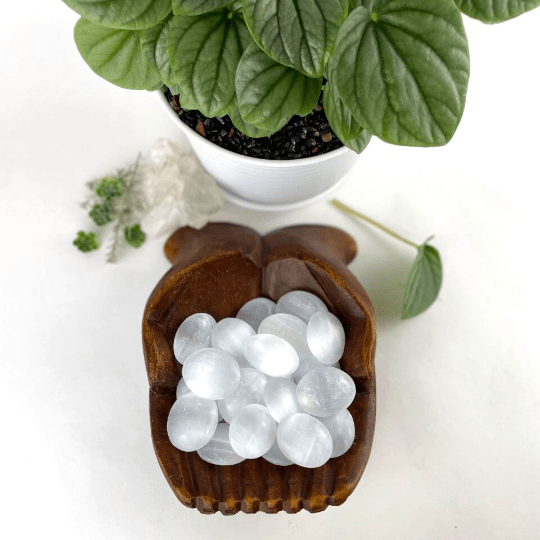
[331,199,419,249]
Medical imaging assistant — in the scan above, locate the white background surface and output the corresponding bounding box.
[1,2,539,539]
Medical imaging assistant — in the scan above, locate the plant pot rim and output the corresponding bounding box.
[156,90,352,166]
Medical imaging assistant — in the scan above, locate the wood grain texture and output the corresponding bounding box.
[142,223,377,514]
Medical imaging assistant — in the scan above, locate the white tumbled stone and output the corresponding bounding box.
[276,290,328,323]
[319,409,355,457]
[176,377,190,399]
[264,377,303,423]
[296,367,356,417]
[197,423,245,466]
[211,317,255,368]
[236,297,276,331]
[173,313,216,364]
[218,368,267,423]
[229,404,277,459]
[263,439,293,466]
[277,413,333,468]
[306,311,346,365]
[244,334,299,377]
[183,348,240,400]
[167,393,218,452]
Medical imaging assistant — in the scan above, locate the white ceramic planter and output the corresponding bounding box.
[157,91,358,211]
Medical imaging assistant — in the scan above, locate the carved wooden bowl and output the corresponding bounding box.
[142,223,376,515]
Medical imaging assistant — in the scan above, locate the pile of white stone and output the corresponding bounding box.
[167,290,356,469]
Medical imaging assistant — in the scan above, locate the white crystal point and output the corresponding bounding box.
[296,367,356,417]
[264,377,303,423]
[197,423,245,466]
[183,348,241,400]
[236,297,276,331]
[319,409,355,457]
[229,404,277,459]
[218,368,267,423]
[211,317,255,367]
[277,413,333,468]
[276,290,328,323]
[173,313,216,364]
[306,311,346,365]
[263,439,293,466]
[167,393,218,452]
[244,334,299,377]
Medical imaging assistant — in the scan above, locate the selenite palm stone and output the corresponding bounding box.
[296,367,356,417]
[276,290,328,323]
[263,439,293,466]
[236,297,276,330]
[319,409,355,458]
[264,377,303,423]
[277,413,333,468]
[218,368,267,423]
[197,423,245,466]
[173,313,216,364]
[183,348,241,400]
[211,317,255,368]
[229,404,277,459]
[244,334,299,377]
[306,311,346,365]
[167,393,218,452]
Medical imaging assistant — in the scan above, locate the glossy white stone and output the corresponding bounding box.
[276,290,328,323]
[244,334,299,377]
[183,348,240,400]
[264,377,303,423]
[306,311,346,365]
[211,317,255,368]
[263,439,293,466]
[296,367,356,417]
[218,368,267,423]
[176,377,190,399]
[173,313,216,364]
[229,404,277,459]
[277,413,333,468]
[197,423,245,465]
[167,393,218,452]
[319,409,355,457]
[236,297,276,331]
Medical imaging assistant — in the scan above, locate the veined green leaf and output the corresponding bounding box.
[331,0,470,147]
[63,0,171,30]
[454,0,540,22]
[402,245,443,319]
[323,78,364,142]
[168,12,253,117]
[236,43,322,132]
[228,108,275,138]
[243,0,348,78]
[140,16,177,87]
[173,0,237,15]
[74,18,161,90]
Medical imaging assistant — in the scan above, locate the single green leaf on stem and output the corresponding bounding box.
[95,177,123,200]
[89,202,114,226]
[402,244,443,319]
[330,0,470,147]
[228,108,275,138]
[243,0,348,78]
[124,224,146,248]
[173,0,237,15]
[63,0,172,30]
[73,231,100,252]
[74,18,162,90]
[454,0,540,23]
[236,43,322,132]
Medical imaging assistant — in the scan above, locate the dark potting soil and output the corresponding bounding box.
[164,88,344,160]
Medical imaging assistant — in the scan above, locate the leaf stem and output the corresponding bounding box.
[331,199,419,249]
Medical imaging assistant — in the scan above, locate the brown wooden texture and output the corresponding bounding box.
[142,223,377,515]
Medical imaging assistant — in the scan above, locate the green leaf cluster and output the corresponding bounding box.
[124,224,146,247]
[64,0,539,148]
[73,231,100,252]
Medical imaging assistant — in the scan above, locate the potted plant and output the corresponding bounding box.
[62,0,539,207]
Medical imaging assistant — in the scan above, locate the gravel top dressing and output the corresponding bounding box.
[164,88,344,160]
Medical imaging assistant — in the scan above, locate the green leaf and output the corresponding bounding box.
[323,78,364,141]
[73,231,100,252]
[74,18,162,90]
[168,12,253,117]
[243,0,348,78]
[228,108,275,138]
[236,43,322,132]
[89,202,114,226]
[454,0,540,22]
[95,177,123,200]
[124,224,146,248]
[140,16,177,87]
[173,0,237,15]
[330,0,470,147]
[402,244,443,319]
[63,0,172,30]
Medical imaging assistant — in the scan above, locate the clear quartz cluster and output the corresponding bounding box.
[166,291,356,468]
